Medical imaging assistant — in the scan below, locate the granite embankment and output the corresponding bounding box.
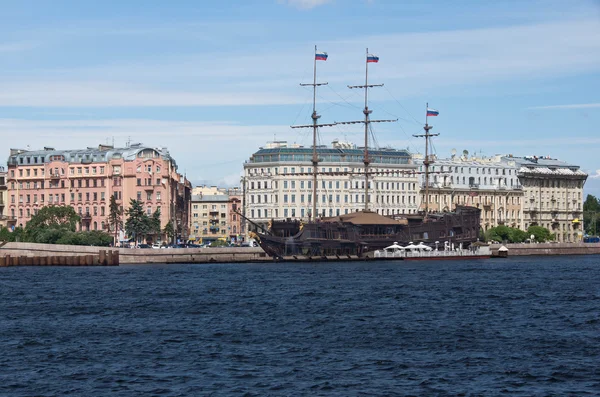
[490,242,600,257]
[2,242,600,265]
[0,242,270,265]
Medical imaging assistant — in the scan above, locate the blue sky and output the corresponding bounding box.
[1,0,599,196]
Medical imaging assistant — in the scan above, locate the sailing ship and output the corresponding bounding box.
[251,47,482,259]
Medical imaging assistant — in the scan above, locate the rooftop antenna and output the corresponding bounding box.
[291,45,335,220]
[339,48,396,211]
[126,136,131,148]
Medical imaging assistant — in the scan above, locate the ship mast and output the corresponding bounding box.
[338,48,395,211]
[413,103,439,214]
[292,45,335,220]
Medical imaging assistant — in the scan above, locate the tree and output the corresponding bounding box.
[125,199,149,245]
[163,220,175,244]
[583,194,599,236]
[148,208,162,241]
[108,195,123,245]
[484,225,528,243]
[527,225,554,242]
[25,206,80,243]
[26,205,80,231]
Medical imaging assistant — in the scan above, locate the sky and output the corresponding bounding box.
[0,0,599,196]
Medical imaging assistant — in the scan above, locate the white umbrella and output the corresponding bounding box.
[385,242,405,251]
[416,242,433,251]
[405,243,418,250]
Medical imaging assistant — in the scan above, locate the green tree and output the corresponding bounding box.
[163,220,175,244]
[25,206,80,243]
[527,225,554,242]
[484,226,529,243]
[108,195,123,245]
[26,205,80,231]
[57,231,113,246]
[0,226,11,242]
[583,194,599,236]
[125,199,149,245]
[147,208,162,242]
[508,228,528,243]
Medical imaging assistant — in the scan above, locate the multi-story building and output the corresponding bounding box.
[0,166,16,229]
[417,153,524,230]
[507,155,587,242]
[244,140,420,228]
[417,152,588,242]
[6,143,190,244]
[189,186,243,243]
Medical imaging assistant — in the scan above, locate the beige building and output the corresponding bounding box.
[510,155,587,242]
[417,154,524,230]
[190,186,243,244]
[0,166,16,229]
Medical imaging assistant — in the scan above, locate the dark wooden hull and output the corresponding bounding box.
[255,206,482,259]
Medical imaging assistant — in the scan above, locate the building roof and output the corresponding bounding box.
[506,156,587,177]
[191,194,229,203]
[248,146,412,166]
[7,144,176,168]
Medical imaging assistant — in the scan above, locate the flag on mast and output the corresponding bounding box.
[315,51,328,61]
[427,108,439,117]
[367,53,379,63]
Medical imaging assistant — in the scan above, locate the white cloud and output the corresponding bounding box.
[590,170,600,179]
[0,81,304,107]
[1,18,598,107]
[279,0,333,10]
[527,103,600,110]
[0,118,292,185]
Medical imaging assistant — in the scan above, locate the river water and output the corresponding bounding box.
[1,256,599,396]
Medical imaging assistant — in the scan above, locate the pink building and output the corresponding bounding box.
[6,144,191,243]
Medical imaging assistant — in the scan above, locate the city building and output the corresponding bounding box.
[244,140,420,228]
[417,152,524,230]
[6,144,191,244]
[189,186,243,244]
[507,155,587,242]
[0,166,16,229]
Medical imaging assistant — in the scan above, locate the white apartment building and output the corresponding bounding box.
[416,152,524,230]
[508,155,587,242]
[244,140,420,226]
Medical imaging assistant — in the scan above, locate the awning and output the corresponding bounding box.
[572,218,580,223]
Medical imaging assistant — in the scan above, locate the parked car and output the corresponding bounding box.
[137,243,151,249]
[151,243,161,249]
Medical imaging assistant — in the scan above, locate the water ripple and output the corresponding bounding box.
[1,256,599,395]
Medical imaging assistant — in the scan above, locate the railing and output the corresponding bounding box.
[374,247,491,259]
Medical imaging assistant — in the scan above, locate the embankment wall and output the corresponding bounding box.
[490,242,600,257]
[0,242,269,264]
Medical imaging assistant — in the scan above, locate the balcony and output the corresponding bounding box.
[50,173,61,180]
[81,213,92,221]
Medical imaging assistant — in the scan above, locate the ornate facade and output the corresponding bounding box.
[417,154,524,230]
[509,156,587,242]
[6,144,191,243]
[244,140,420,228]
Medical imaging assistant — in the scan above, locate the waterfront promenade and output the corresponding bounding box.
[1,241,600,265]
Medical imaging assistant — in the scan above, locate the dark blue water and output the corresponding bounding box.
[1,256,599,396]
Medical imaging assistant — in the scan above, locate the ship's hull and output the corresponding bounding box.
[255,206,482,259]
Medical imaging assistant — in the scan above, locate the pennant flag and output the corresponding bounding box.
[367,54,379,63]
[427,108,439,117]
[315,51,328,61]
